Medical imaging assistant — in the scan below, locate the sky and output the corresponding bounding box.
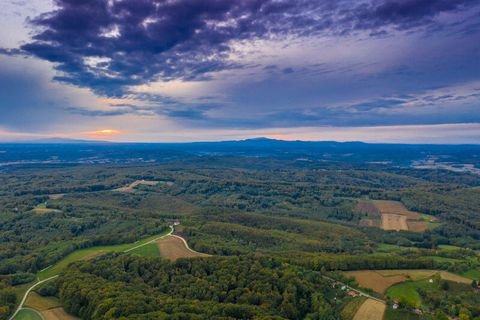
[0,0,479,143]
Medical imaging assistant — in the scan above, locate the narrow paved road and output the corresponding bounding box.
[10,224,382,320]
[321,275,385,303]
[10,226,174,320]
[170,234,211,256]
[9,275,58,320]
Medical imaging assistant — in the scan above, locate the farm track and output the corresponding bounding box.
[157,235,211,261]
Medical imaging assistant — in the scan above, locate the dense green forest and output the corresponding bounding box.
[1,157,480,319]
[54,254,348,319]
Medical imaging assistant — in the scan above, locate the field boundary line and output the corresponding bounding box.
[9,275,58,320]
[124,226,173,253]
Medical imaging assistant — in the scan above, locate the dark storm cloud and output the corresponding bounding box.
[351,0,476,30]
[12,0,477,96]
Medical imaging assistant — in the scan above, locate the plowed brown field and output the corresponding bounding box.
[157,236,209,261]
[345,271,407,294]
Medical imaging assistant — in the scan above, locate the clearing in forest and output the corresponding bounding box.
[352,299,385,320]
[355,200,436,232]
[373,200,424,231]
[113,180,159,193]
[24,292,79,320]
[30,203,62,215]
[157,236,210,261]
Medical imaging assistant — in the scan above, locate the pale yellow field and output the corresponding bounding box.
[372,200,426,232]
[48,194,64,200]
[381,214,408,231]
[31,208,62,214]
[439,271,472,284]
[353,299,385,320]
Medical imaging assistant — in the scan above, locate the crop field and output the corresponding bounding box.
[345,269,472,296]
[157,236,209,261]
[373,200,425,231]
[377,270,471,283]
[352,299,385,320]
[30,203,62,214]
[41,308,79,320]
[376,270,437,281]
[344,271,407,294]
[340,297,366,320]
[24,292,78,320]
[25,292,62,311]
[381,214,408,231]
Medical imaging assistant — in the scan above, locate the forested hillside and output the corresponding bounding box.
[1,156,479,319]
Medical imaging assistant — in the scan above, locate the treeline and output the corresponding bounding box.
[56,254,347,320]
[0,273,35,319]
[296,253,442,272]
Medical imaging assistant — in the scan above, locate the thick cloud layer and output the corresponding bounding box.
[16,0,476,96]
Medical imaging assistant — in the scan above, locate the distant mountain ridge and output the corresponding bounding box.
[13,137,111,144]
[1,136,479,169]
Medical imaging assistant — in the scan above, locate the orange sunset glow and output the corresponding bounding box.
[84,129,121,140]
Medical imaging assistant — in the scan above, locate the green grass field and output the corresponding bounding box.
[386,280,432,308]
[38,228,171,279]
[128,243,160,257]
[14,309,43,320]
[463,269,480,280]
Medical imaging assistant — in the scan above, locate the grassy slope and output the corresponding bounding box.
[38,228,170,279]
[386,280,425,307]
[14,309,43,320]
[128,243,160,257]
